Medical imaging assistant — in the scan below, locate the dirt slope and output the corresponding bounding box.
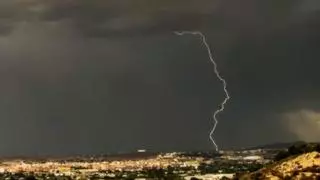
[238,151,320,180]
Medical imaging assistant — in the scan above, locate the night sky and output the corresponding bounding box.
[0,0,319,156]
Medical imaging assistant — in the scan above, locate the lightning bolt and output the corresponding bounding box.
[175,31,230,152]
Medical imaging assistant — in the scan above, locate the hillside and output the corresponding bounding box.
[237,151,320,180]
[243,141,307,150]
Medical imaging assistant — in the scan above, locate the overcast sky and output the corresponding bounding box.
[0,0,319,156]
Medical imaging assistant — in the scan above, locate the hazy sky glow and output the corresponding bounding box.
[0,0,319,155]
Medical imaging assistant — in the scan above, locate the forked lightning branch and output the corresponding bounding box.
[175,31,230,152]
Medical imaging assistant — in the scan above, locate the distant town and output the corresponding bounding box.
[0,146,282,180]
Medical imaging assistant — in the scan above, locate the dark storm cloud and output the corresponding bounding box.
[213,1,320,147]
[0,21,14,36]
[0,0,313,37]
[0,0,220,37]
[0,0,319,155]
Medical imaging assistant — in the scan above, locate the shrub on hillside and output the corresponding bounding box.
[274,143,320,161]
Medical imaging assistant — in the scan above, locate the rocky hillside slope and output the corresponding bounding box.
[237,151,320,180]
